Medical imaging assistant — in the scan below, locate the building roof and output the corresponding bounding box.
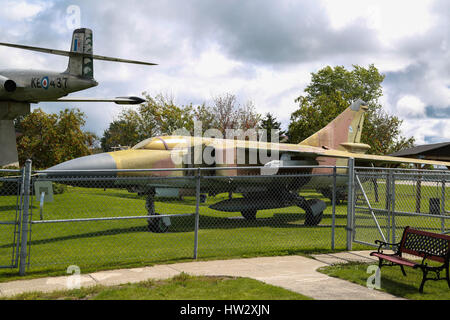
[390,142,450,158]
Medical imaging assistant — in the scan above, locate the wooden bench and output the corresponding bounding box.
[370,226,450,293]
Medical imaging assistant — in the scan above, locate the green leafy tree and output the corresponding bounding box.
[137,93,194,136]
[16,108,97,168]
[101,93,197,151]
[100,109,143,151]
[287,64,414,155]
[101,93,263,147]
[193,103,217,135]
[363,108,415,155]
[260,112,286,142]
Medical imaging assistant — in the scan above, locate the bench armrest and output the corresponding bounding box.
[375,240,401,254]
[416,250,436,267]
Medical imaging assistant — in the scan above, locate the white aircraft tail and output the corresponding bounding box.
[67,28,94,79]
[0,28,156,77]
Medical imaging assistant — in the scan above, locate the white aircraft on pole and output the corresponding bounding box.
[0,28,155,167]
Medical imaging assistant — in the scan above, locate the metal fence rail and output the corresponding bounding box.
[353,167,450,246]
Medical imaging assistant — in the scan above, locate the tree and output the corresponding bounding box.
[140,93,195,136]
[287,65,414,155]
[193,103,216,135]
[362,108,415,155]
[16,108,97,168]
[101,93,197,152]
[100,108,142,151]
[210,93,240,134]
[260,112,286,143]
[101,93,263,148]
[238,100,261,132]
[207,93,261,137]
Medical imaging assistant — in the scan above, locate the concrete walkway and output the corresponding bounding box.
[0,251,403,300]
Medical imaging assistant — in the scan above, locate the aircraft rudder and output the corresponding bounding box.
[67,28,94,79]
[299,99,368,150]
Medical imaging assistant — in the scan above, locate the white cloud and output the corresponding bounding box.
[0,0,448,144]
[401,119,450,145]
[0,1,47,21]
[322,0,435,45]
[396,95,426,118]
[194,47,242,78]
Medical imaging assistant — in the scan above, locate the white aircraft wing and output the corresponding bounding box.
[43,96,145,105]
[0,42,157,66]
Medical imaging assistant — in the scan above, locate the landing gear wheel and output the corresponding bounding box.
[148,213,170,233]
[304,199,324,226]
[146,191,169,233]
[241,209,257,220]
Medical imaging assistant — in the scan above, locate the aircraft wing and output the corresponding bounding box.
[206,139,450,168]
[0,42,157,66]
[319,149,450,168]
[42,96,145,105]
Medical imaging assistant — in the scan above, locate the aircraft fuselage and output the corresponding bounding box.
[0,69,98,103]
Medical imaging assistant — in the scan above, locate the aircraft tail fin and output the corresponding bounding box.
[66,28,94,79]
[299,99,370,153]
[0,28,156,76]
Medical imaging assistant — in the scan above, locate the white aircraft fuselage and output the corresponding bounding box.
[0,69,98,103]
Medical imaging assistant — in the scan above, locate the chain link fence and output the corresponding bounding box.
[1,163,351,275]
[1,161,449,276]
[353,167,450,246]
[193,167,349,259]
[0,168,22,269]
[29,169,198,270]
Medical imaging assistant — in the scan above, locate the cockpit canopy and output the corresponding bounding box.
[132,136,197,151]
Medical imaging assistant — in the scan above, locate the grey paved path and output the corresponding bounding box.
[0,250,403,300]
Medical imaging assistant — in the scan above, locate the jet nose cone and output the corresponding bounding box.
[46,153,117,173]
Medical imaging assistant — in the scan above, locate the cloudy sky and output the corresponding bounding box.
[0,0,448,145]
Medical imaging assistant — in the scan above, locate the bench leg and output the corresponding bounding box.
[446,266,450,289]
[400,265,407,276]
[419,268,428,293]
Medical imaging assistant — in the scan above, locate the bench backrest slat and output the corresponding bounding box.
[399,227,450,263]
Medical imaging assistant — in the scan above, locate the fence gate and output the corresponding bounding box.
[0,171,23,269]
[352,169,393,247]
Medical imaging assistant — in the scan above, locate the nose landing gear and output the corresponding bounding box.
[146,190,171,233]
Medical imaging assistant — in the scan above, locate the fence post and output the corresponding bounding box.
[346,158,355,251]
[331,166,336,250]
[193,168,201,259]
[391,171,396,244]
[441,179,446,233]
[19,159,32,276]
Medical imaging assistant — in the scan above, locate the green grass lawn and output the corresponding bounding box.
[318,262,450,300]
[0,184,359,281]
[2,273,311,300]
[353,180,449,245]
[0,177,447,282]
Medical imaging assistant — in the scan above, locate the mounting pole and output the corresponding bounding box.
[193,168,201,259]
[19,159,32,276]
[346,158,355,251]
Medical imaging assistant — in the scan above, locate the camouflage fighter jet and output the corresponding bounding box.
[0,28,155,167]
[46,100,450,232]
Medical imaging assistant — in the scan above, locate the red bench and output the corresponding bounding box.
[370,226,450,293]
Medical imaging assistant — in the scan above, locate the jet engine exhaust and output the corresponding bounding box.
[0,76,17,93]
[4,79,16,92]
